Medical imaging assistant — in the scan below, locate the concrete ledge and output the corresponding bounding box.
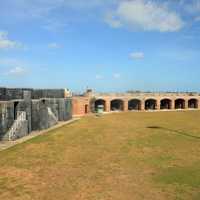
[0,118,80,152]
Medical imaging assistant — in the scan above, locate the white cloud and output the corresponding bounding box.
[129,52,144,59]
[7,66,27,76]
[104,13,122,28]
[0,31,24,50]
[113,73,121,79]
[48,42,61,49]
[105,0,184,32]
[95,74,104,80]
[5,0,117,19]
[0,58,23,66]
[42,19,68,32]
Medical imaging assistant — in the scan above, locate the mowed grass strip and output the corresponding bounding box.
[0,111,200,200]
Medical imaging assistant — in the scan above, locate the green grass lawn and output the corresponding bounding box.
[0,111,200,200]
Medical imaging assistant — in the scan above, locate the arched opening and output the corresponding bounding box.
[175,99,185,109]
[160,99,172,109]
[128,99,141,110]
[94,99,106,112]
[188,99,198,109]
[145,99,157,110]
[111,99,124,111]
[14,101,19,120]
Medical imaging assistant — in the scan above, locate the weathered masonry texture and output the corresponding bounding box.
[72,90,200,116]
[0,87,72,141]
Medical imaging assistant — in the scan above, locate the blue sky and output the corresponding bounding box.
[0,0,200,92]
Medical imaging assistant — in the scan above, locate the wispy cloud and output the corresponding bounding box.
[129,52,144,59]
[105,0,184,32]
[0,58,23,66]
[0,58,28,77]
[0,31,25,50]
[95,74,104,80]
[113,73,121,79]
[48,42,61,49]
[6,66,27,76]
[1,0,189,34]
[104,13,122,28]
[2,0,116,19]
[42,19,68,32]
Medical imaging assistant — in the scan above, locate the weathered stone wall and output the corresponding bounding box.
[14,120,28,140]
[23,91,32,133]
[0,87,33,101]
[0,88,6,101]
[32,89,65,99]
[57,98,72,121]
[31,99,57,131]
[0,95,72,140]
[0,87,66,101]
[0,102,14,140]
[31,98,72,131]
[7,120,28,141]
[0,99,31,140]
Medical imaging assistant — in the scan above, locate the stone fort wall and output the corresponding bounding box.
[0,87,68,100]
[0,87,72,141]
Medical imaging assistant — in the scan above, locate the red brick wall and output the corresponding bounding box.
[72,97,90,116]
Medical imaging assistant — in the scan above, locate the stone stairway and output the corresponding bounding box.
[47,107,58,122]
[7,111,27,141]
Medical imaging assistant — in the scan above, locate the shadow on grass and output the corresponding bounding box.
[147,126,200,140]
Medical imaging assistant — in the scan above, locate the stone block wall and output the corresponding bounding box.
[0,102,14,140]
[57,98,72,121]
[0,87,66,101]
[8,120,28,141]
[0,87,72,141]
[0,87,33,101]
[31,89,66,99]
[31,98,72,132]
[31,99,57,131]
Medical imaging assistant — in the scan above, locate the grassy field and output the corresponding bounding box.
[0,111,200,200]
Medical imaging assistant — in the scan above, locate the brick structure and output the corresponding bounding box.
[72,90,200,116]
[72,96,90,117]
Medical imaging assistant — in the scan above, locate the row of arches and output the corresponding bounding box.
[94,98,199,112]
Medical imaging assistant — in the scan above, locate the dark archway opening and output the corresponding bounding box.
[111,99,124,111]
[188,99,198,109]
[85,104,89,114]
[145,99,157,110]
[94,99,106,112]
[175,99,185,109]
[128,99,141,110]
[160,99,172,109]
[14,101,19,120]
